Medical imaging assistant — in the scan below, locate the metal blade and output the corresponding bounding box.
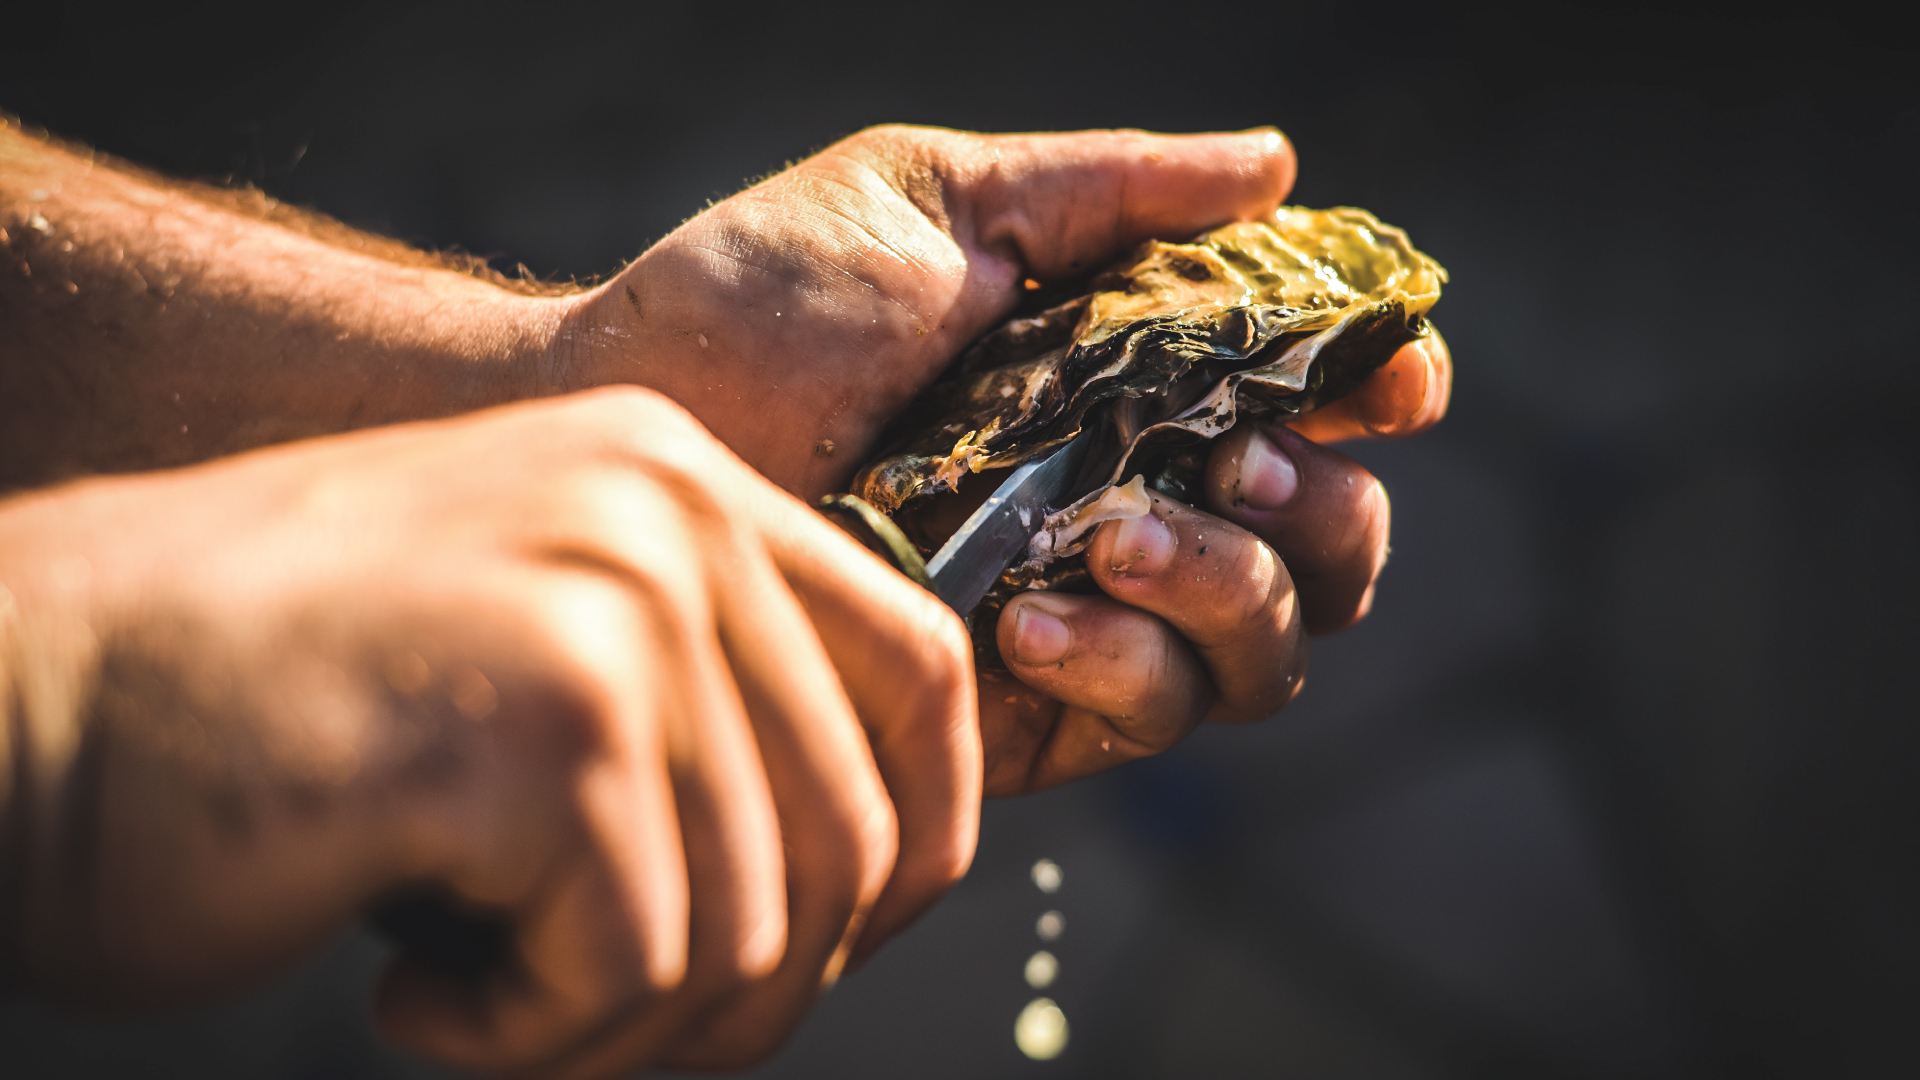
[926,437,1090,615]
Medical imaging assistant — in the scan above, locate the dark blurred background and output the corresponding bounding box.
[4,1,1916,1076]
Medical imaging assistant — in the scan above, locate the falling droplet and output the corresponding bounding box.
[1014,997,1069,1060]
[1024,949,1058,989]
[1035,910,1064,942]
[1031,858,1062,894]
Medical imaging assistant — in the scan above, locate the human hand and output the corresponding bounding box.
[0,120,1411,495]
[560,125,1307,498]
[979,390,1441,793]
[0,387,977,1076]
[558,125,1450,799]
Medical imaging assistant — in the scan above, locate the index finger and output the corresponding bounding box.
[1287,330,1453,444]
[755,499,980,968]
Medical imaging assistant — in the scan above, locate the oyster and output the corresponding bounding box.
[849,206,1445,658]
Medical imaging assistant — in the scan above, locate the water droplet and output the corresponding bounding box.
[1024,949,1058,989]
[1035,910,1064,941]
[1014,997,1069,1060]
[1031,858,1062,893]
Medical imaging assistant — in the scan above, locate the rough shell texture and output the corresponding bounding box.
[850,206,1445,648]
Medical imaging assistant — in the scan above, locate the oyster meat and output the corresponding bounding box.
[850,205,1445,658]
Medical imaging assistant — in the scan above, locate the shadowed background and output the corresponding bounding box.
[4,1,1916,1076]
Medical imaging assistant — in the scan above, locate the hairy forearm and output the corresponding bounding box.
[0,119,578,493]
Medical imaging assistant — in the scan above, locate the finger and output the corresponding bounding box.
[994,589,1218,789]
[376,573,726,1074]
[533,570,794,1079]
[1202,423,1391,634]
[760,503,979,969]
[937,127,1297,281]
[1080,489,1308,723]
[975,669,1074,797]
[653,539,898,1071]
[1287,331,1452,443]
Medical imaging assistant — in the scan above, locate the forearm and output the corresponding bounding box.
[0,119,577,492]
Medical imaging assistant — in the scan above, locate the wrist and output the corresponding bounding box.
[392,276,584,414]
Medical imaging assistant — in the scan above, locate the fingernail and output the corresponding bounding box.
[1108,511,1175,576]
[1011,604,1071,666]
[1236,428,1299,511]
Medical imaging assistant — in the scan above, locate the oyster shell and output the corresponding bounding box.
[850,205,1445,655]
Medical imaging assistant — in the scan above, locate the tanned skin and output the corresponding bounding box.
[0,118,1449,1076]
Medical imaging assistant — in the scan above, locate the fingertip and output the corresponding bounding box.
[1000,593,1074,668]
[1287,331,1451,443]
[1239,126,1297,206]
[1414,329,1453,429]
[1355,339,1435,436]
[1201,423,1300,529]
[964,127,1304,280]
[1153,126,1295,219]
[1374,332,1451,435]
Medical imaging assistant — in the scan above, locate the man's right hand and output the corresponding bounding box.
[0,386,978,1077]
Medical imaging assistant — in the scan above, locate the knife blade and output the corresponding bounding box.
[925,436,1091,615]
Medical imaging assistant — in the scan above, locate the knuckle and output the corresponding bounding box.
[571,392,731,490]
[851,122,913,144]
[1195,539,1290,645]
[902,826,974,897]
[516,584,633,701]
[794,775,900,921]
[857,569,975,710]
[1122,634,1206,747]
[833,124,917,167]
[545,482,719,601]
[1336,477,1392,584]
[823,125,967,225]
[688,929,779,1003]
[852,794,901,905]
[915,603,976,689]
[845,123,947,156]
[1098,627,1176,722]
[823,787,900,914]
[545,467,645,532]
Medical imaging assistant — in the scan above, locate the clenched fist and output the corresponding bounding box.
[0,388,975,1076]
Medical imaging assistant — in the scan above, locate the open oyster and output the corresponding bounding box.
[848,206,1445,657]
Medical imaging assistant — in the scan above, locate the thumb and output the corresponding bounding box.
[925,126,1297,280]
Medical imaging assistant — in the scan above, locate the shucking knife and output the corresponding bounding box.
[816,436,1091,617]
[922,436,1090,615]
